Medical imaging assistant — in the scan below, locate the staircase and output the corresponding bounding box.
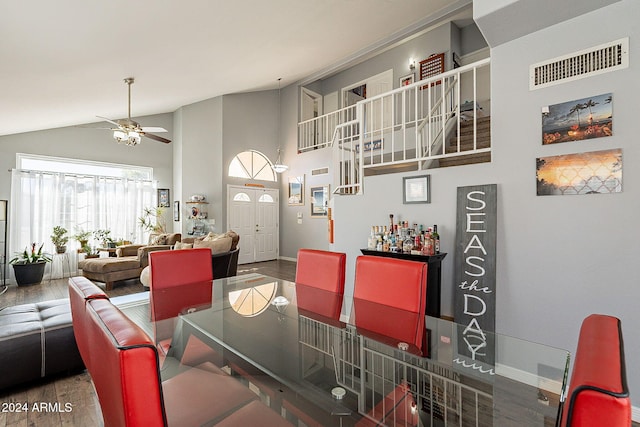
[439,115,491,168]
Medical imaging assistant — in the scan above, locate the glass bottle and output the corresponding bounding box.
[432,224,440,254]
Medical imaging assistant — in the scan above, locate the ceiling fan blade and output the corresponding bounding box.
[142,133,171,144]
[96,115,122,127]
[141,126,167,133]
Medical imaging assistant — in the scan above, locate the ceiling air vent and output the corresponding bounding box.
[530,38,628,90]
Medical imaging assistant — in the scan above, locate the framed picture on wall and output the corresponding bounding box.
[399,73,414,87]
[158,189,170,208]
[403,175,431,204]
[310,185,330,217]
[173,201,180,221]
[288,175,304,205]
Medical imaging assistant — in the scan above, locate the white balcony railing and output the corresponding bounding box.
[297,58,491,195]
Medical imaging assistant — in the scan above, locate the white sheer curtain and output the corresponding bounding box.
[9,169,156,280]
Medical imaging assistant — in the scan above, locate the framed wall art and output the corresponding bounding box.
[173,201,180,221]
[310,185,329,217]
[542,93,613,145]
[403,175,431,204]
[288,175,304,205]
[399,73,414,87]
[158,189,170,208]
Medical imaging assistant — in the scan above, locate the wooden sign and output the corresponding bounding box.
[453,184,497,373]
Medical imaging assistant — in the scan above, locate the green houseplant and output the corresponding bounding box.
[139,207,166,233]
[73,228,92,247]
[93,229,113,248]
[10,243,52,286]
[50,226,69,254]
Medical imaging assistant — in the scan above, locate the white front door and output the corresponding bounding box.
[228,186,279,264]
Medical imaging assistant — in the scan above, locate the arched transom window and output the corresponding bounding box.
[229,150,276,182]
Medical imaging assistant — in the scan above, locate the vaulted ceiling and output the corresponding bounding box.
[0,0,471,136]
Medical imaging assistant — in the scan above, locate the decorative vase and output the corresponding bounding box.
[56,245,66,254]
[12,262,47,286]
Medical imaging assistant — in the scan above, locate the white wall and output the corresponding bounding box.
[331,0,639,410]
[0,113,174,251]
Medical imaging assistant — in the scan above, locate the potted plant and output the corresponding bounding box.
[93,229,113,248]
[82,244,99,258]
[139,207,167,233]
[50,226,69,254]
[9,243,52,286]
[73,228,92,248]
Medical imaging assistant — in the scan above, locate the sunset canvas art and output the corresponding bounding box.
[536,149,622,196]
[542,93,613,145]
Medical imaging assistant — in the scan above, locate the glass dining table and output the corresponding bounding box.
[116,273,570,427]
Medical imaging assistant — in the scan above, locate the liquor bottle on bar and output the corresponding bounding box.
[368,227,377,249]
[411,233,422,255]
[432,224,440,254]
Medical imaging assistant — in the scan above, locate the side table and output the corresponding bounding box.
[49,252,72,281]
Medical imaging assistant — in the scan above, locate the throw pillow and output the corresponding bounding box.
[174,242,194,250]
[223,230,240,250]
[149,233,168,245]
[202,232,220,242]
[193,236,232,254]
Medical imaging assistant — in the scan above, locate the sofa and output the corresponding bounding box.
[78,233,181,290]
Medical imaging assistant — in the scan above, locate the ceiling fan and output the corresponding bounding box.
[97,77,171,146]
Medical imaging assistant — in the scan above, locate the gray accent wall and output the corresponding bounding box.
[327,0,639,410]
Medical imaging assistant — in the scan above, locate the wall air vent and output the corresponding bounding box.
[311,167,329,176]
[530,38,628,90]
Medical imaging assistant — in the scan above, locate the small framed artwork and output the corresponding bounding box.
[400,73,414,87]
[158,188,170,208]
[310,185,330,217]
[173,201,180,221]
[403,175,431,204]
[288,175,304,205]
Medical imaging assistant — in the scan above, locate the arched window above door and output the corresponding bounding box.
[229,150,276,182]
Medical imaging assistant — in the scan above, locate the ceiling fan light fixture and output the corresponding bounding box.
[113,130,127,142]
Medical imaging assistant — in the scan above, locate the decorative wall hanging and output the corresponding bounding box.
[536,148,622,196]
[542,93,612,145]
[157,189,170,208]
[288,175,304,205]
[310,185,329,217]
[403,175,431,204]
[399,73,414,87]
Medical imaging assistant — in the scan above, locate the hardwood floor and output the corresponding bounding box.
[0,259,296,427]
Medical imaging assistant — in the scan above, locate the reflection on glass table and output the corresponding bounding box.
[117,273,570,427]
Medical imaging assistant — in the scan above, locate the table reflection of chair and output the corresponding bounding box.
[353,255,427,353]
[148,248,214,365]
[295,284,344,327]
[295,249,346,294]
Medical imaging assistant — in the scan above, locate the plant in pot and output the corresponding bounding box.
[73,228,92,248]
[82,244,99,258]
[50,226,69,254]
[9,243,52,286]
[93,229,114,248]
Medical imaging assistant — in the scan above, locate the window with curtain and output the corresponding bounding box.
[10,154,156,279]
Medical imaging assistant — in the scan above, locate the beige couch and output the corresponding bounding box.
[78,233,181,290]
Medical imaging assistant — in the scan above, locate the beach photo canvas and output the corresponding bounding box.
[536,148,622,196]
[542,93,612,145]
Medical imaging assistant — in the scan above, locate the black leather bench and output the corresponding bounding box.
[0,299,85,391]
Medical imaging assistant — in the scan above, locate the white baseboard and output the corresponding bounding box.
[278,256,296,262]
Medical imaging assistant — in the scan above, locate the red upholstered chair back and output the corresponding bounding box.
[68,276,109,367]
[353,256,427,351]
[149,248,213,322]
[295,249,346,294]
[69,279,166,427]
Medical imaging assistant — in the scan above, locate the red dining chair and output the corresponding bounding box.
[353,255,427,352]
[148,248,215,365]
[69,277,291,427]
[295,249,346,294]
